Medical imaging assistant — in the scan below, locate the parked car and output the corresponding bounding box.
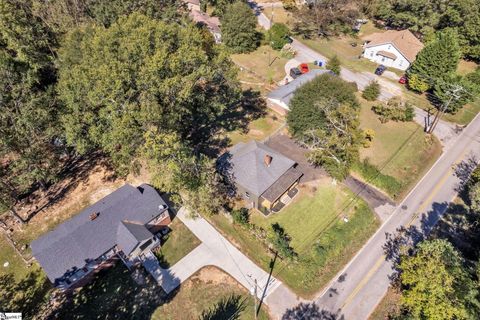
[290,67,302,79]
[399,75,407,84]
[375,64,386,75]
[285,36,293,44]
[299,63,309,74]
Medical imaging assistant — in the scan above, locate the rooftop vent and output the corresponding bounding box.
[89,212,99,221]
[264,154,272,167]
[159,204,166,210]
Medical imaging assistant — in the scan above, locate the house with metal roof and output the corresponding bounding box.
[362,29,424,71]
[30,184,171,289]
[218,140,303,215]
[267,69,332,114]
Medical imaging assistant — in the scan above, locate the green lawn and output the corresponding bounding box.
[152,267,270,320]
[210,181,379,297]
[356,96,442,199]
[155,218,201,268]
[228,113,285,145]
[0,234,37,280]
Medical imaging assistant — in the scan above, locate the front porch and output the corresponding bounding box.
[260,186,299,215]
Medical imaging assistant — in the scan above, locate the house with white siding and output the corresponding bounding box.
[362,30,424,71]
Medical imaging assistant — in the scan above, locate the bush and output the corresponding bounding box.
[231,207,249,225]
[268,223,296,259]
[281,0,296,10]
[362,128,375,148]
[326,55,341,75]
[371,97,415,123]
[362,81,380,101]
[407,73,429,93]
[266,23,290,50]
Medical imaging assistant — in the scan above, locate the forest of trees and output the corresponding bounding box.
[0,0,241,216]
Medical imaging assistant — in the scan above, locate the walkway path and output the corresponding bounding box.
[155,208,301,318]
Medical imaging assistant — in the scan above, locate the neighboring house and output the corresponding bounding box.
[267,69,332,114]
[184,0,222,43]
[362,30,424,71]
[31,184,170,289]
[218,141,303,215]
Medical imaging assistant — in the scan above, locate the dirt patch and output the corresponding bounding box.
[193,266,241,288]
[248,129,265,137]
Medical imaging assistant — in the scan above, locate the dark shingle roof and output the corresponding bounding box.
[261,167,303,202]
[226,141,296,197]
[30,184,167,284]
[116,221,154,256]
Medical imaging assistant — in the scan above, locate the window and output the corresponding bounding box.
[245,192,250,199]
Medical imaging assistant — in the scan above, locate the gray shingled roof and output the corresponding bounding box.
[226,141,296,197]
[267,69,332,107]
[116,221,154,256]
[261,167,303,202]
[30,184,167,284]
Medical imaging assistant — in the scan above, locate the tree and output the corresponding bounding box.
[287,74,360,179]
[362,81,380,101]
[142,129,227,216]
[399,239,479,320]
[326,55,341,75]
[231,207,249,225]
[469,182,480,213]
[57,13,239,172]
[465,67,480,95]
[221,1,259,53]
[292,0,360,38]
[432,74,476,114]
[266,23,290,50]
[408,29,461,87]
[269,223,296,259]
[407,73,430,93]
[371,97,415,123]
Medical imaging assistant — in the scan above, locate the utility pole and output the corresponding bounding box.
[254,278,258,320]
[427,85,463,134]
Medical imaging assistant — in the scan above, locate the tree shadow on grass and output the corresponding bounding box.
[200,294,247,320]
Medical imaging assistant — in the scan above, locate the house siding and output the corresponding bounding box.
[363,44,410,71]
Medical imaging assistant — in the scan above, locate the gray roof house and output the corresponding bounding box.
[267,69,332,113]
[31,184,170,288]
[219,141,302,215]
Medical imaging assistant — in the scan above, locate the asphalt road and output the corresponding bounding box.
[315,113,480,319]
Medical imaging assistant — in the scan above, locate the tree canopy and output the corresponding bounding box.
[57,13,239,172]
[266,23,290,50]
[287,74,360,179]
[220,1,259,53]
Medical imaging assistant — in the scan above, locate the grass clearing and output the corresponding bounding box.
[457,59,478,76]
[153,266,270,320]
[210,181,379,297]
[356,96,442,199]
[155,218,201,268]
[227,112,285,145]
[0,234,36,280]
[232,45,289,85]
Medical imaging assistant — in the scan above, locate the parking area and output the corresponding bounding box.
[265,133,326,183]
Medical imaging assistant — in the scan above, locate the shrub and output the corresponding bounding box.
[362,128,375,148]
[326,55,341,75]
[407,73,429,93]
[266,23,290,50]
[281,0,296,10]
[231,207,249,225]
[362,81,380,101]
[268,223,296,259]
[371,97,415,123]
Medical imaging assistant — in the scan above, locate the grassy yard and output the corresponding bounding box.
[155,218,201,268]
[0,234,37,280]
[210,180,379,297]
[227,112,285,145]
[262,7,293,26]
[232,45,289,87]
[153,266,270,320]
[355,96,442,199]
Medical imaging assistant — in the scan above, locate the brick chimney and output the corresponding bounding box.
[264,154,272,167]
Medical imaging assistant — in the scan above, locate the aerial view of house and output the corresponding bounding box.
[30,184,170,289]
[219,140,303,215]
[362,29,424,70]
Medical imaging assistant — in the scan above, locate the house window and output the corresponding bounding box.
[245,192,250,199]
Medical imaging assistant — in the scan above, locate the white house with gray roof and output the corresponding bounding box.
[31,184,170,289]
[219,141,303,215]
[267,69,332,114]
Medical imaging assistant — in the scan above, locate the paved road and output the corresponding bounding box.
[156,208,301,318]
[314,113,480,319]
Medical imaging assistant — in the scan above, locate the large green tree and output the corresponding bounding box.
[57,13,239,172]
[266,23,290,50]
[399,239,479,320]
[287,74,360,179]
[220,1,259,53]
[409,30,461,88]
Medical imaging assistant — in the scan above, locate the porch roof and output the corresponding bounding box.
[261,167,303,203]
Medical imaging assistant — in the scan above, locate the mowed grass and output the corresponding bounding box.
[231,45,289,84]
[152,266,270,320]
[356,96,442,199]
[0,234,36,280]
[228,113,285,145]
[156,218,201,268]
[210,181,379,297]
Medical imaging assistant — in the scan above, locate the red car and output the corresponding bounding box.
[299,63,309,74]
[399,75,407,84]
